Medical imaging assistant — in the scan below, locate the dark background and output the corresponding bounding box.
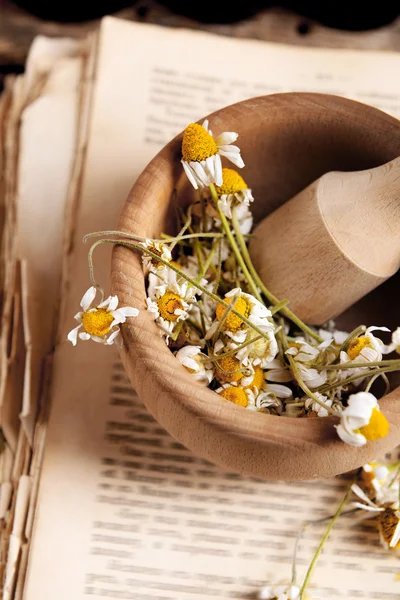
[6,1,400,29]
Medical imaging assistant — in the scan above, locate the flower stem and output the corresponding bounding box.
[291,506,358,587]
[83,229,224,244]
[209,184,263,302]
[320,364,400,393]
[230,206,322,343]
[299,485,352,599]
[323,359,400,371]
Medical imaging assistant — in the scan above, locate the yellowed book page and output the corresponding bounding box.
[24,17,400,600]
[17,43,82,444]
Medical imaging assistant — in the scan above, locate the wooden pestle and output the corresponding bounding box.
[249,156,400,325]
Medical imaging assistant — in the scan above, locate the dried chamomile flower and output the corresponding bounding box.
[67,286,139,346]
[340,326,390,370]
[215,168,254,218]
[175,345,214,385]
[216,383,253,408]
[286,338,330,389]
[231,327,278,369]
[140,239,172,271]
[207,288,275,344]
[181,119,244,189]
[146,279,197,340]
[335,391,389,447]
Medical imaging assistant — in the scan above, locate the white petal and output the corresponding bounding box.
[214,154,223,186]
[98,295,113,309]
[80,286,97,311]
[221,152,245,168]
[215,132,238,145]
[201,119,209,132]
[192,161,210,187]
[351,483,379,508]
[352,502,383,512]
[181,159,198,189]
[265,383,293,398]
[181,357,200,372]
[114,306,139,321]
[265,368,293,383]
[91,335,106,344]
[106,329,120,345]
[205,155,215,180]
[336,424,366,447]
[107,296,119,311]
[389,519,400,547]
[218,144,241,153]
[67,324,82,346]
[367,326,390,334]
[79,332,91,341]
[74,312,83,322]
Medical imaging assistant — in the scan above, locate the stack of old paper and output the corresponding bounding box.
[1,16,400,600]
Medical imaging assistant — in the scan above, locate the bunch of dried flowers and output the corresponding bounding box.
[68,119,400,450]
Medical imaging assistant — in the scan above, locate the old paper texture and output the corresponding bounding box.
[24,17,400,600]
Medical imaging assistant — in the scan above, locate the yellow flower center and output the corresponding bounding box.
[218,386,248,408]
[215,296,251,332]
[358,408,390,441]
[378,507,400,548]
[244,365,264,391]
[157,292,184,322]
[82,308,114,337]
[216,355,243,383]
[215,168,248,196]
[347,335,370,360]
[181,123,218,162]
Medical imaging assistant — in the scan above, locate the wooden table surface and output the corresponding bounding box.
[1,0,400,73]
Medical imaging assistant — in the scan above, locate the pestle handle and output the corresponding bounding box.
[249,156,400,325]
[320,155,400,277]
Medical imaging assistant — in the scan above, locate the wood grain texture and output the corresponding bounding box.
[111,93,400,481]
[250,156,400,324]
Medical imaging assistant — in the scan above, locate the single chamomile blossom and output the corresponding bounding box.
[206,288,275,344]
[215,168,254,219]
[67,286,139,346]
[216,383,254,408]
[248,382,292,413]
[140,239,172,271]
[228,328,279,370]
[175,345,214,385]
[351,484,400,549]
[286,339,331,389]
[258,584,301,600]
[146,279,197,339]
[335,391,390,447]
[181,120,244,189]
[340,326,390,366]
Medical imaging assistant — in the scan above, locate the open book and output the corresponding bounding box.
[2,16,400,600]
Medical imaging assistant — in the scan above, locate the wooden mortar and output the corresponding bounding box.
[111,93,400,481]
